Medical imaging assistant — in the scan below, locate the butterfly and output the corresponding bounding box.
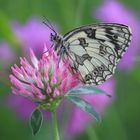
[44,21,132,85]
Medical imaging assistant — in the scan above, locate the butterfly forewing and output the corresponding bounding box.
[62,23,132,85]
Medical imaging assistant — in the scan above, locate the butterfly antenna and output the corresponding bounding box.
[42,17,56,34]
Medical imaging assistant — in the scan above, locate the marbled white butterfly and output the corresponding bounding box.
[44,21,132,85]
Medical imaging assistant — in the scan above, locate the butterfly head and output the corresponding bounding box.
[43,18,62,44]
[50,33,65,56]
[51,33,61,43]
[43,19,67,56]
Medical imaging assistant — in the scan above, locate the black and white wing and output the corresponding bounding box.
[63,23,132,85]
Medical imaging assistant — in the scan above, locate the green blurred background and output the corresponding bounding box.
[0,0,140,140]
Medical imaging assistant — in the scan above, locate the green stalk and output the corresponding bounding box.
[87,125,99,140]
[52,110,60,140]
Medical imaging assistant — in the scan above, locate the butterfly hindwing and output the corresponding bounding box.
[63,23,132,85]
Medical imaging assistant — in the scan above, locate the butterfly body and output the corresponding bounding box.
[50,23,132,85]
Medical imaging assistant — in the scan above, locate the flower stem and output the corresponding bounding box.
[87,125,99,140]
[52,110,60,140]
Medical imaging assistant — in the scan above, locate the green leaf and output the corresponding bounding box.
[67,96,101,122]
[66,85,111,97]
[29,108,43,135]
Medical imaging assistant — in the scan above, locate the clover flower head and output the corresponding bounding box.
[9,46,79,110]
